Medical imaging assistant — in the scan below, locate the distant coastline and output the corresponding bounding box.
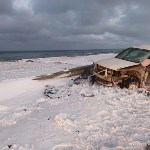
[0,49,122,61]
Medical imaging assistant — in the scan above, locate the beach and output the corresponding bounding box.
[0,53,149,150]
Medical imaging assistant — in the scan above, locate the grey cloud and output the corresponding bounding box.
[0,0,150,50]
[0,0,13,14]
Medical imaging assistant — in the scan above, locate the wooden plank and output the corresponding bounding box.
[33,64,94,80]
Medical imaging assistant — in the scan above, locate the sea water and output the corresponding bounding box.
[0,49,122,61]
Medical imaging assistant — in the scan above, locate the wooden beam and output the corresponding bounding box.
[33,64,94,80]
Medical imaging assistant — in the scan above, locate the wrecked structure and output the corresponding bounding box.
[34,45,150,90]
[93,46,150,89]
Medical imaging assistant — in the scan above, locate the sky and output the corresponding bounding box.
[0,0,150,51]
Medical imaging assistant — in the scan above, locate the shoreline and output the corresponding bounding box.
[0,52,117,62]
[0,53,149,149]
[0,53,116,82]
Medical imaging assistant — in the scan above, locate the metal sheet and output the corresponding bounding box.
[96,58,139,70]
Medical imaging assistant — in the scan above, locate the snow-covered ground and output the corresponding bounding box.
[0,54,149,150]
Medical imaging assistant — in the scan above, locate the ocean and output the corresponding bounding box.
[0,49,122,61]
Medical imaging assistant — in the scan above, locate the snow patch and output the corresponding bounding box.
[0,107,32,126]
[0,144,35,150]
[54,113,77,132]
[52,143,75,150]
[0,54,149,149]
[0,105,10,112]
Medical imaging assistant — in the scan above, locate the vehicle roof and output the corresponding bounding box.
[133,45,150,51]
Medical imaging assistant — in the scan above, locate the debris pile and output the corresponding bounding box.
[44,70,96,97]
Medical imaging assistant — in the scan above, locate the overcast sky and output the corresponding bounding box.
[0,0,150,51]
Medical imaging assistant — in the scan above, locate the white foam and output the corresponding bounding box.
[0,54,149,150]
